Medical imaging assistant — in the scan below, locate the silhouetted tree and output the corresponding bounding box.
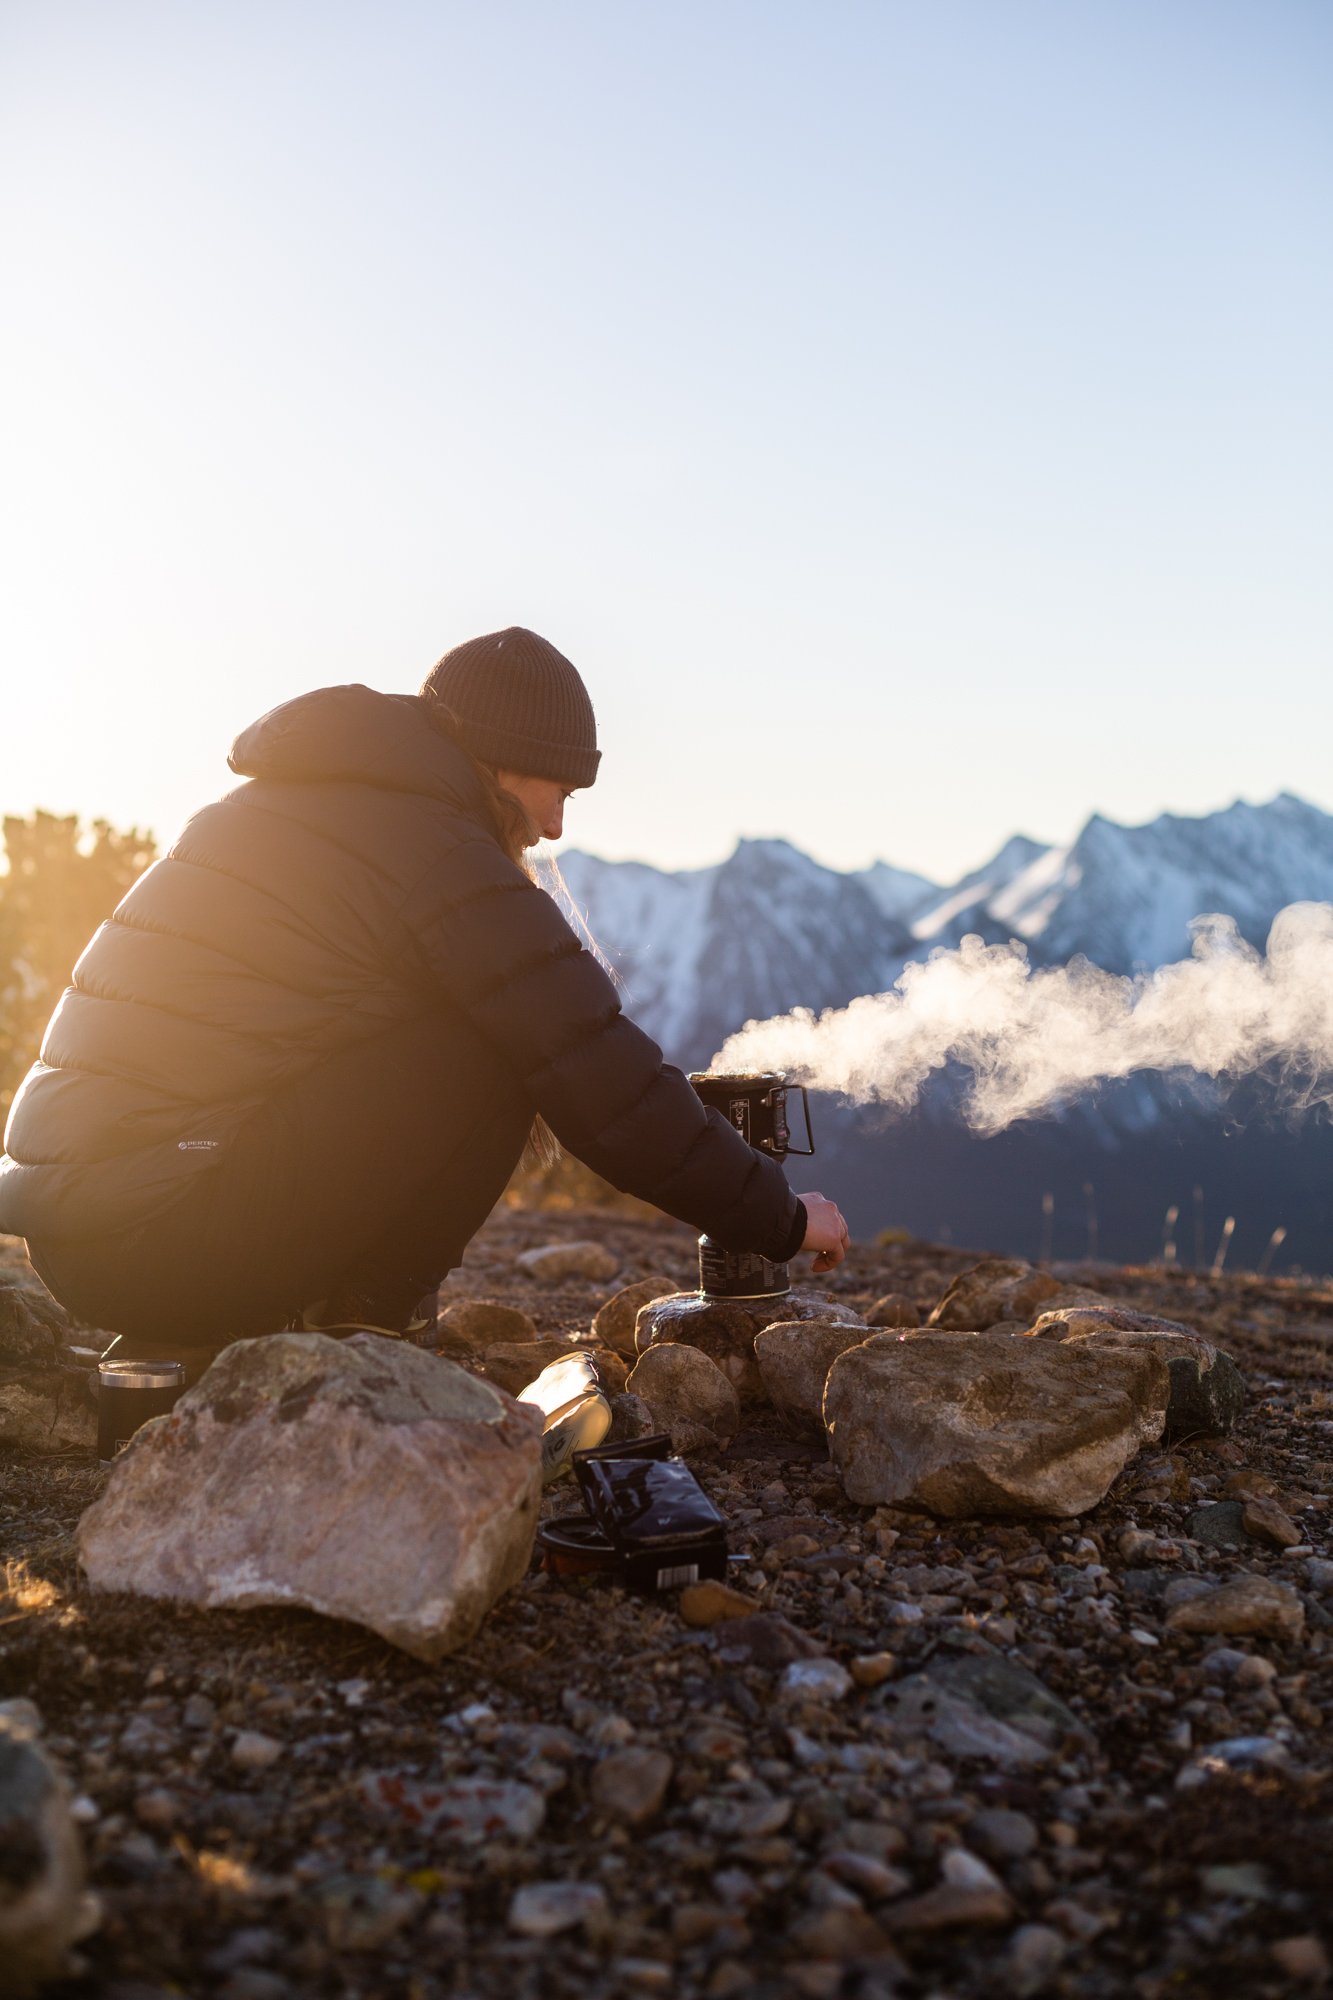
[0,812,156,1126]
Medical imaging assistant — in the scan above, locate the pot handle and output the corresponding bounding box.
[777,1083,815,1156]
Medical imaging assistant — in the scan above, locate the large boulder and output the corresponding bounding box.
[1,1282,68,1365]
[78,1333,542,1661]
[1056,1325,1245,1440]
[754,1319,872,1430]
[927,1260,1106,1332]
[0,1702,99,1996]
[636,1289,863,1404]
[0,1362,97,1454]
[824,1331,1168,1517]
[0,1280,96,1452]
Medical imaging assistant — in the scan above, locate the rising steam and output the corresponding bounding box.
[711,903,1333,1135]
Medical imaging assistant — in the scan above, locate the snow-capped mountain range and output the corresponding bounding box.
[559,792,1333,1071]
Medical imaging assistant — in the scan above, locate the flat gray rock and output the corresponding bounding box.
[880,1652,1094,1769]
[1187,1500,1249,1548]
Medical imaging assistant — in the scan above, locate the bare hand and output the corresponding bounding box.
[799,1191,850,1272]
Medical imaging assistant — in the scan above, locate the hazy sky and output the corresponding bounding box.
[3,1,1330,882]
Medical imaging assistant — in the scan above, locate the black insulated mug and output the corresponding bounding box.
[98,1359,185,1464]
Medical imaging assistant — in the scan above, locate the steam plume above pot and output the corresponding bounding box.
[710,902,1333,1136]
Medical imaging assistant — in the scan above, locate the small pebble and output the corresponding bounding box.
[969,1807,1039,1862]
[884,1881,1014,1932]
[942,1847,1006,1893]
[791,1906,893,1960]
[230,1731,284,1772]
[586,1712,635,1749]
[1233,1654,1277,1688]
[1200,1862,1272,1900]
[611,1961,674,1994]
[134,1787,180,1830]
[1162,1576,1215,1609]
[590,1747,673,1826]
[1242,1495,1303,1549]
[1199,1647,1250,1678]
[1270,1935,1331,1981]
[849,1650,896,1688]
[218,1972,291,2000]
[821,1849,911,1899]
[678,1580,759,1627]
[780,1658,853,1701]
[1003,1922,1068,1995]
[1176,1735,1292,1788]
[686,1721,748,1762]
[508,1879,609,1937]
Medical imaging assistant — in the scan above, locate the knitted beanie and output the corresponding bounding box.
[420,627,600,787]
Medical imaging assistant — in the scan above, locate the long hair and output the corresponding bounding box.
[421,699,573,1169]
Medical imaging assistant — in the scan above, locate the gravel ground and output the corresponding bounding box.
[2,1208,1331,2000]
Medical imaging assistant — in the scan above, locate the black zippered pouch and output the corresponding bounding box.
[571,1438,729,1591]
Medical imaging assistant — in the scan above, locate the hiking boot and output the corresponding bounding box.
[293,1293,437,1344]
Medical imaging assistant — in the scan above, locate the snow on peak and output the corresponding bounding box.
[558,794,1333,1063]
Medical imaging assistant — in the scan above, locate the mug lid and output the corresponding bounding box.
[98,1360,186,1389]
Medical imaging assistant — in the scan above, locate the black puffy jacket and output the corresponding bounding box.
[0,686,801,1259]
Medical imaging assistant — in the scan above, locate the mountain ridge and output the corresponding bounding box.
[560,791,1333,1068]
[557,792,1333,1269]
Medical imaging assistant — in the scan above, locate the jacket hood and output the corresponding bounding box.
[229,685,491,817]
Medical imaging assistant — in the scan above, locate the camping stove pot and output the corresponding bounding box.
[688,1072,814,1299]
